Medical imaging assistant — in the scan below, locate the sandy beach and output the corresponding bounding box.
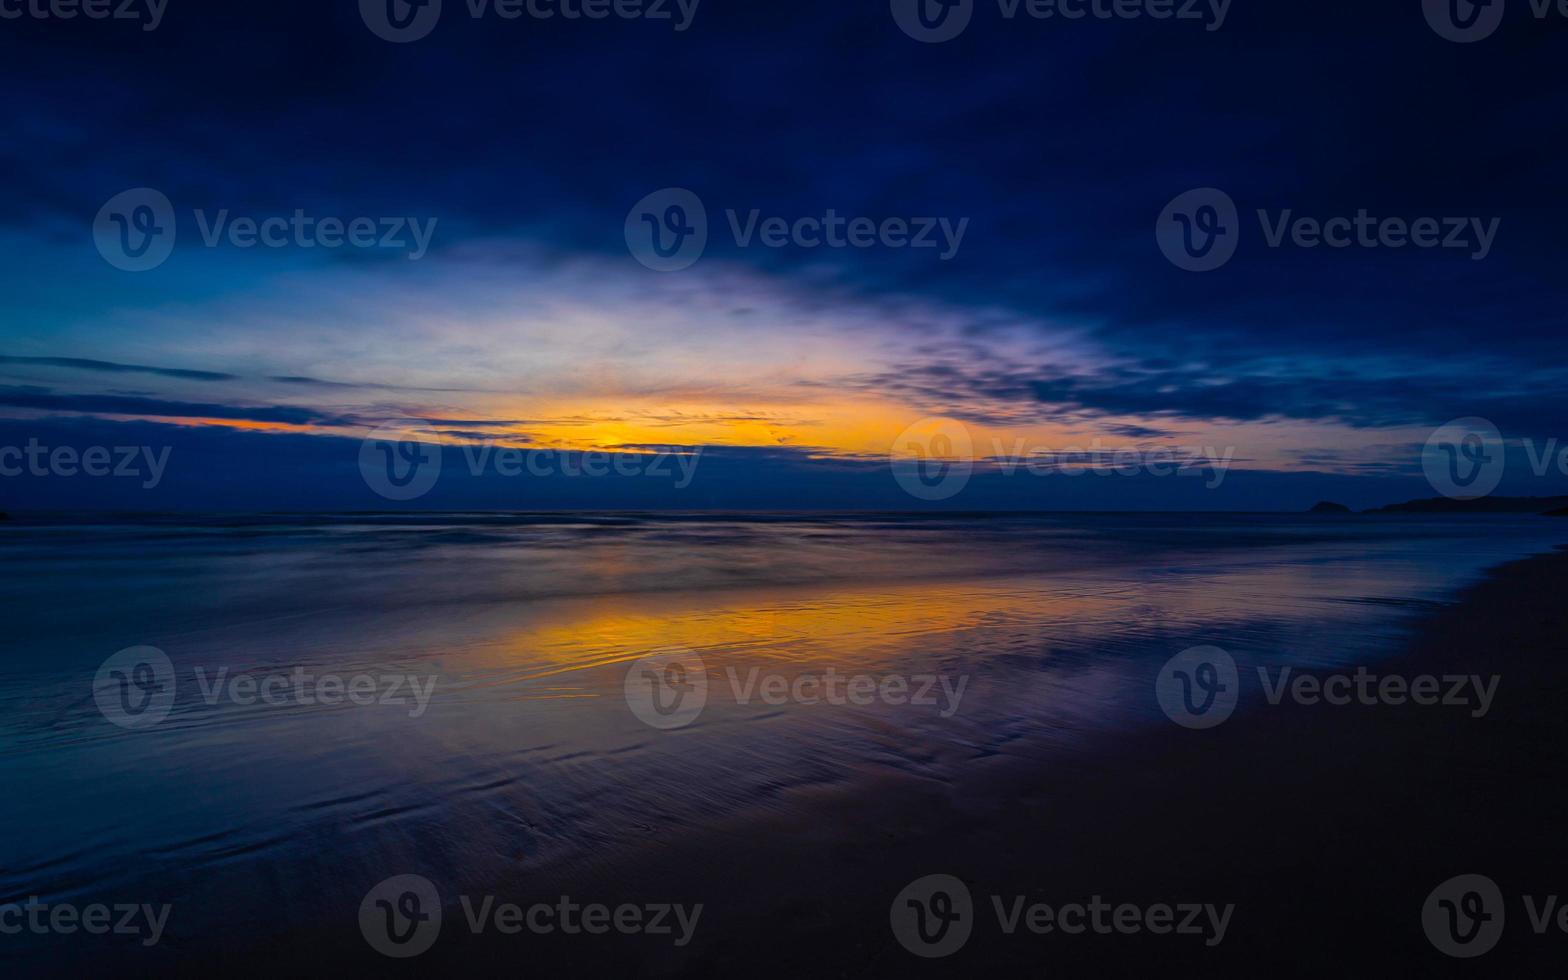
[35,526,1559,978]
[414,544,1568,977]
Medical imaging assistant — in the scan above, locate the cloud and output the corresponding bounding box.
[3,0,1566,509]
[0,355,237,381]
[0,354,489,396]
[848,353,1568,441]
[7,415,1555,514]
[0,387,359,427]
[267,376,485,393]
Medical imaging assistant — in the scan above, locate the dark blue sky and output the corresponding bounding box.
[2,0,1566,510]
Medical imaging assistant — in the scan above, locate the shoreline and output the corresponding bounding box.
[30,544,1568,977]
[526,544,1568,977]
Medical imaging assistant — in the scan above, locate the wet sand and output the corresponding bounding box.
[137,544,1568,977]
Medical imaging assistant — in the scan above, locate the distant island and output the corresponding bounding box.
[1366,496,1568,515]
[1308,501,1353,514]
[1303,496,1568,516]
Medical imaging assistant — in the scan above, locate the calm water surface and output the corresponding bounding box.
[2,512,1564,964]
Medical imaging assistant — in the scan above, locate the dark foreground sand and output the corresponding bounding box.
[142,547,1568,977]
